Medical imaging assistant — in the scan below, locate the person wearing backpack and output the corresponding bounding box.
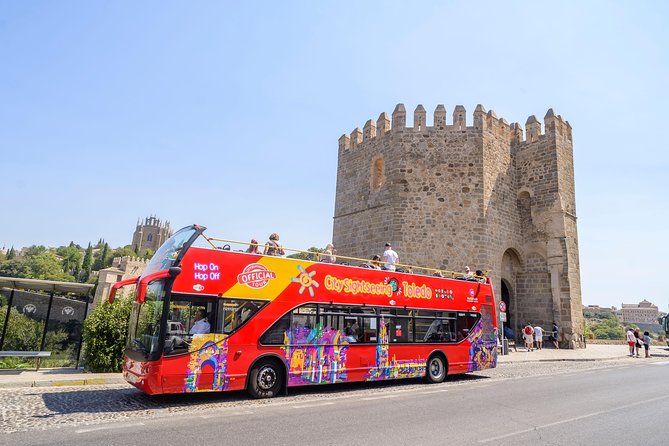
[263,233,285,256]
[523,323,535,351]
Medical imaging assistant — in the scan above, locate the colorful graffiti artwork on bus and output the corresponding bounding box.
[282,323,348,385]
[183,334,229,392]
[366,319,426,381]
[467,307,497,371]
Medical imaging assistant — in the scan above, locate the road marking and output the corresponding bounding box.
[651,361,669,365]
[76,422,145,433]
[420,389,449,394]
[362,394,401,401]
[478,394,669,443]
[292,401,336,409]
[199,410,253,419]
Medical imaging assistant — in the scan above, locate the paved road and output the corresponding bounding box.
[2,357,668,445]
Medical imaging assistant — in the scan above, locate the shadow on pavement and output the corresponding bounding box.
[39,373,489,416]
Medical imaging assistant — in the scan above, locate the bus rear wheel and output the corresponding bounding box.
[425,354,447,384]
[248,359,283,399]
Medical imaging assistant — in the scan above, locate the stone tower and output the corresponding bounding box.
[93,256,150,307]
[131,216,172,256]
[333,104,583,348]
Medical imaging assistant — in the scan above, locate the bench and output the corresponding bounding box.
[0,351,51,370]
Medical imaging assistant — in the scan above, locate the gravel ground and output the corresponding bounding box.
[1,356,664,434]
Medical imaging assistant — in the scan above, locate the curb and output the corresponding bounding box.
[0,376,126,389]
[498,356,633,364]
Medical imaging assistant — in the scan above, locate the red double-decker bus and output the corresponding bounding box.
[111,225,498,398]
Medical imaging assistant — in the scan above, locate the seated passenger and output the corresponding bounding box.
[190,309,211,335]
[361,255,382,269]
[320,243,337,263]
[263,233,285,256]
[344,321,357,342]
[246,239,262,254]
[423,314,443,342]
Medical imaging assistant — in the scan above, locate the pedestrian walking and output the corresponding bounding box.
[643,331,651,358]
[633,328,642,358]
[523,323,534,351]
[552,322,559,349]
[534,325,544,350]
[626,328,636,357]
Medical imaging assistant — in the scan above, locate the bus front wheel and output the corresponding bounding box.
[425,354,447,384]
[248,359,283,399]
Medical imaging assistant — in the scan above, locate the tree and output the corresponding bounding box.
[142,248,154,260]
[24,245,47,257]
[287,247,323,261]
[0,257,31,278]
[57,246,83,276]
[0,306,68,352]
[27,252,75,281]
[81,242,93,282]
[6,246,16,260]
[112,245,138,259]
[93,243,109,271]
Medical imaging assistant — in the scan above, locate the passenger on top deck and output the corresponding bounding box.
[246,239,262,254]
[382,243,399,271]
[263,233,285,256]
[320,243,336,263]
[361,255,382,269]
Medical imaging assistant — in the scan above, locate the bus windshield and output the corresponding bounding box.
[142,226,200,277]
[127,280,167,360]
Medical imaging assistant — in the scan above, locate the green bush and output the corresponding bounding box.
[0,306,70,369]
[82,297,132,372]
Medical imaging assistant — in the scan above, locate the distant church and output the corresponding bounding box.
[93,216,173,307]
[131,216,172,256]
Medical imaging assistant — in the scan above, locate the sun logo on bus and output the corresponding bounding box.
[291,265,320,297]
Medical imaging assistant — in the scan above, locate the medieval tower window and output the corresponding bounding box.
[371,156,384,191]
[147,234,153,242]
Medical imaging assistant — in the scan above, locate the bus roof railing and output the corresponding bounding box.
[203,235,488,281]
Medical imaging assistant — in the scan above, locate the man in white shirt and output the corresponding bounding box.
[190,309,211,335]
[382,243,399,271]
[626,328,636,357]
[534,325,544,349]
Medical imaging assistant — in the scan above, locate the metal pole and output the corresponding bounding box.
[39,290,55,352]
[0,289,15,351]
[75,294,91,369]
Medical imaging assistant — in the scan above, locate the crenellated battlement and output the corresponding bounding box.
[339,103,572,149]
[111,256,150,267]
[334,100,582,348]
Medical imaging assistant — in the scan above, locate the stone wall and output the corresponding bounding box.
[333,103,584,347]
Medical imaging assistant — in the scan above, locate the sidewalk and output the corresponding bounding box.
[498,343,667,363]
[0,368,124,389]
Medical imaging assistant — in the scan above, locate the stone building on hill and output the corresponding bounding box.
[333,103,583,347]
[618,300,660,324]
[93,256,149,307]
[131,216,172,256]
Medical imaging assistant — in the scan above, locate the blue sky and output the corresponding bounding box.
[1,1,667,311]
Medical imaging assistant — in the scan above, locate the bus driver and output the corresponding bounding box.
[190,309,211,335]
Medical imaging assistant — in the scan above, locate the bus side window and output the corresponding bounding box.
[456,312,480,340]
[350,308,377,343]
[259,313,291,345]
[292,304,317,330]
[389,309,412,343]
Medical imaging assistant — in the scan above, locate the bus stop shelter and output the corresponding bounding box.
[0,276,94,369]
